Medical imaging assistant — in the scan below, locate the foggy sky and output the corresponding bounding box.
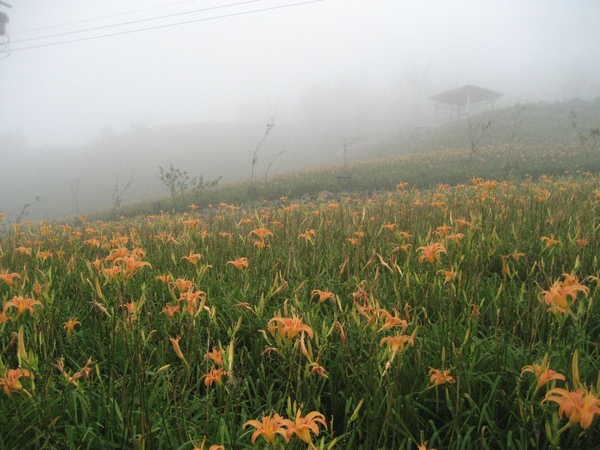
[2,0,600,147]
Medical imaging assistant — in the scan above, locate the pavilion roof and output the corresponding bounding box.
[430,85,502,107]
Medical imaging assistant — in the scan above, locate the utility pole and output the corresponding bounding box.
[0,1,10,37]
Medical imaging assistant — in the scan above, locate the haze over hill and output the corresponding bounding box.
[1,118,399,220]
[2,99,599,222]
[1,1,600,220]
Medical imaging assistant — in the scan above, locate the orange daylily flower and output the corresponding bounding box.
[437,269,457,283]
[104,247,129,262]
[155,233,179,245]
[540,236,560,249]
[37,251,53,261]
[543,387,600,429]
[109,236,129,247]
[32,281,45,296]
[282,410,327,445]
[311,289,336,304]
[417,440,437,450]
[250,227,273,240]
[91,258,103,271]
[155,274,172,284]
[521,361,565,388]
[173,278,194,293]
[54,357,95,385]
[192,436,225,450]
[179,289,207,315]
[161,304,180,317]
[243,413,288,444]
[268,316,314,340]
[454,219,472,228]
[562,273,583,287]
[182,251,203,265]
[227,257,249,270]
[113,255,152,280]
[15,246,32,256]
[102,266,122,280]
[0,271,21,286]
[397,243,412,252]
[253,239,267,249]
[179,289,206,304]
[380,335,411,355]
[511,251,525,261]
[84,238,102,248]
[203,368,229,387]
[4,296,43,316]
[183,218,202,229]
[374,309,408,332]
[308,362,328,379]
[429,367,456,386]
[434,225,452,238]
[417,242,446,264]
[537,274,589,314]
[63,319,81,337]
[353,288,374,319]
[71,357,94,380]
[205,348,224,367]
[0,368,34,396]
[298,229,316,242]
[380,328,417,360]
[445,233,464,243]
[220,203,238,211]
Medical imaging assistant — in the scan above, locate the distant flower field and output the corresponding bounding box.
[1,173,600,449]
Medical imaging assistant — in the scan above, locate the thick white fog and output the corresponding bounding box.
[1,0,600,220]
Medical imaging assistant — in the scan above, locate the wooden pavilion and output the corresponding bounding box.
[430,85,502,125]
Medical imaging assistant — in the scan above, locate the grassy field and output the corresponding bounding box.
[2,170,600,448]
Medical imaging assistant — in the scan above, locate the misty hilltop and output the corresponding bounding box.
[1,99,600,222]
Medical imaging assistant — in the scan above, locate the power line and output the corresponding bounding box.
[12,0,262,43]
[11,0,205,35]
[10,0,323,52]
